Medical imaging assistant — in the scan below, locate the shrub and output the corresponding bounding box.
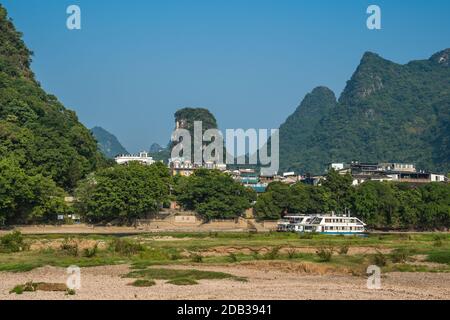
[110,238,144,256]
[66,289,76,295]
[316,247,333,262]
[60,238,79,256]
[82,243,98,258]
[190,253,203,263]
[264,246,281,260]
[9,282,37,295]
[0,231,29,253]
[10,284,25,295]
[169,251,182,261]
[299,233,314,240]
[287,248,296,259]
[339,245,349,255]
[228,253,238,263]
[251,249,260,260]
[433,238,443,247]
[373,251,387,267]
[432,235,445,247]
[391,248,412,263]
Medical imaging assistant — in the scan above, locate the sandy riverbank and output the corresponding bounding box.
[1,264,448,300]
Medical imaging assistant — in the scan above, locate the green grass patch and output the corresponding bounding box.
[0,262,43,272]
[126,268,242,282]
[130,279,156,287]
[0,232,448,275]
[384,264,449,273]
[0,231,30,253]
[167,278,198,285]
[427,250,450,265]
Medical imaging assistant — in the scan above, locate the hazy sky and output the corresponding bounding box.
[3,0,450,152]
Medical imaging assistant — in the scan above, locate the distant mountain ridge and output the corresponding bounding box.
[279,49,450,174]
[91,126,128,159]
[149,143,164,153]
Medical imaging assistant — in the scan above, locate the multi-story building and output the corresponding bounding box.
[230,168,268,193]
[328,161,447,185]
[168,157,227,177]
[115,151,155,166]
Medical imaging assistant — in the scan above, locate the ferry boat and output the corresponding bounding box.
[302,215,366,235]
[276,215,311,232]
[277,213,366,235]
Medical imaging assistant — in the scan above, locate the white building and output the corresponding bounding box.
[380,163,416,173]
[431,174,447,182]
[115,152,155,165]
[330,163,346,171]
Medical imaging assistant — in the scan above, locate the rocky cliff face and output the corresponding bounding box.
[279,49,450,174]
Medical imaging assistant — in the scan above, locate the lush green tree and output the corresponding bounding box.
[418,183,450,229]
[351,181,381,226]
[175,169,255,220]
[254,192,282,221]
[322,170,354,214]
[0,157,68,224]
[351,181,399,228]
[265,182,291,213]
[351,182,450,230]
[75,162,172,223]
[304,185,333,214]
[254,182,333,220]
[394,183,421,228]
[287,183,310,214]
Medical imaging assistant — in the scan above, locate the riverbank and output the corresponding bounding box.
[1,264,449,300]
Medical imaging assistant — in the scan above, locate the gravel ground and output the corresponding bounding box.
[0,264,449,300]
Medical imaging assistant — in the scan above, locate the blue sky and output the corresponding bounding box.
[2,0,450,152]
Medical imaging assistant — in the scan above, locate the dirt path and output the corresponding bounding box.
[0,264,448,300]
[0,225,246,235]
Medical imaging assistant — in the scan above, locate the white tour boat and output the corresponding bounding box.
[277,214,367,235]
[277,215,312,232]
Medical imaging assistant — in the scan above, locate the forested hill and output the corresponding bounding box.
[0,5,104,190]
[151,108,219,163]
[279,49,450,174]
[91,126,128,159]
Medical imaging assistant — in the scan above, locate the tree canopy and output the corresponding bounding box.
[254,170,450,230]
[0,5,106,191]
[174,169,256,220]
[0,157,69,225]
[75,162,172,223]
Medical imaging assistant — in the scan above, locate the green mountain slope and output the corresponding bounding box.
[279,49,450,174]
[152,108,219,163]
[91,126,128,159]
[279,87,337,174]
[0,5,104,189]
